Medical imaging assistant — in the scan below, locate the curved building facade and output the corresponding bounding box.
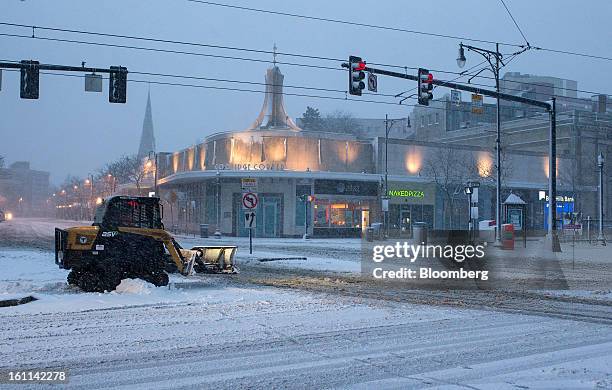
[157,66,560,238]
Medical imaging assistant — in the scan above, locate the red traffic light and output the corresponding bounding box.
[355,61,366,71]
[427,73,433,83]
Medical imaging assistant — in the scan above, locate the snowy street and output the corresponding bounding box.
[1,218,611,388]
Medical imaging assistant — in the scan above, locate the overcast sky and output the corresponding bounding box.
[1,0,611,184]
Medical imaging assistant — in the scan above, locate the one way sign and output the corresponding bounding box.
[244,211,256,228]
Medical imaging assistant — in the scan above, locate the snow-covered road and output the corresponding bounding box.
[1,283,611,389]
[1,218,611,388]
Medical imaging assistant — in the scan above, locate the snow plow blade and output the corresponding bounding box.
[183,246,238,274]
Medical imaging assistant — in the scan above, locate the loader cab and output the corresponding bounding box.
[93,196,163,230]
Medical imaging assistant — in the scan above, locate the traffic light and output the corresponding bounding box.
[20,60,40,99]
[417,68,433,105]
[109,66,127,103]
[348,56,366,96]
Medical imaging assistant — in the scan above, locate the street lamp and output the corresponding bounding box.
[597,152,606,244]
[214,170,222,238]
[456,44,466,68]
[456,42,504,244]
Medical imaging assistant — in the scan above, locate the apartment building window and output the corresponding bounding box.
[435,113,440,124]
[421,116,425,128]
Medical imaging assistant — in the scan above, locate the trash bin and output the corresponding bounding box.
[365,227,374,242]
[502,223,514,250]
[412,222,428,245]
[199,224,209,238]
[371,222,383,240]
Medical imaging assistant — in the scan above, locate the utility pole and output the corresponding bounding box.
[214,170,222,238]
[494,43,502,245]
[548,98,560,251]
[383,115,400,239]
[598,152,606,245]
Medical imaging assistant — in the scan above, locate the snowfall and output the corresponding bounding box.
[0,218,611,389]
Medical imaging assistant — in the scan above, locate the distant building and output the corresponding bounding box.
[0,161,50,217]
[500,72,578,101]
[296,117,413,139]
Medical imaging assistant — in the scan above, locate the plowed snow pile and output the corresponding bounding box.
[114,279,154,295]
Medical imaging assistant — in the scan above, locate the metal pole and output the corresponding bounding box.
[90,174,94,220]
[154,152,158,196]
[303,197,309,240]
[495,43,502,244]
[598,154,605,243]
[215,171,221,238]
[548,97,560,252]
[468,191,473,243]
[385,114,389,239]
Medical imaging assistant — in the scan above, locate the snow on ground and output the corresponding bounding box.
[0,220,611,388]
[178,234,363,272]
[1,268,611,388]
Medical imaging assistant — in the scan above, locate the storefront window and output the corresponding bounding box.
[314,200,367,229]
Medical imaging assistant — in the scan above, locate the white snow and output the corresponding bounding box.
[1,219,611,388]
[114,278,154,295]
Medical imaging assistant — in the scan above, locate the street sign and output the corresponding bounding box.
[471,94,484,114]
[241,178,258,191]
[451,90,461,105]
[244,211,257,228]
[242,192,258,210]
[367,72,378,92]
[85,73,103,92]
[470,206,479,220]
[381,196,389,212]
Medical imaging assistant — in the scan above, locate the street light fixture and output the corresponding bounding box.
[456,44,466,68]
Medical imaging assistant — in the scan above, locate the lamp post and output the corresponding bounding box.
[383,114,400,239]
[148,151,158,196]
[597,152,606,244]
[457,42,503,244]
[214,170,222,238]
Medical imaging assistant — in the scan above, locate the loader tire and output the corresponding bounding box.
[77,268,104,292]
[67,268,81,287]
[142,271,169,287]
[97,269,122,292]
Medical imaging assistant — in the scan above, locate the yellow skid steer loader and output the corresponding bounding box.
[55,196,237,292]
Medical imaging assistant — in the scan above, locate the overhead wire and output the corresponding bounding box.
[0,22,610,97]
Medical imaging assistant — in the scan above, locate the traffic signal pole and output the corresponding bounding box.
[0,61,116,74]
[0,60,128,103]
[345,62,560,252]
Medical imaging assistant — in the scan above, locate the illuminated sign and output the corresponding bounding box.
[539,191,574,203]
[214,163,285,171]
[388,189,425,198]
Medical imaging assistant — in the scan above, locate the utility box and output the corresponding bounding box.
[412,222,428,245]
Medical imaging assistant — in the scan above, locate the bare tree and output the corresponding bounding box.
[0,155,4,169]
[423,147,478,228]
[101,155,148,194]
[321,110,362,135]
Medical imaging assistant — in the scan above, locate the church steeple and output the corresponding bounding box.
[137,89,156,158]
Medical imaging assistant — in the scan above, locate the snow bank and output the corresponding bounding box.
[114,279,154,295]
